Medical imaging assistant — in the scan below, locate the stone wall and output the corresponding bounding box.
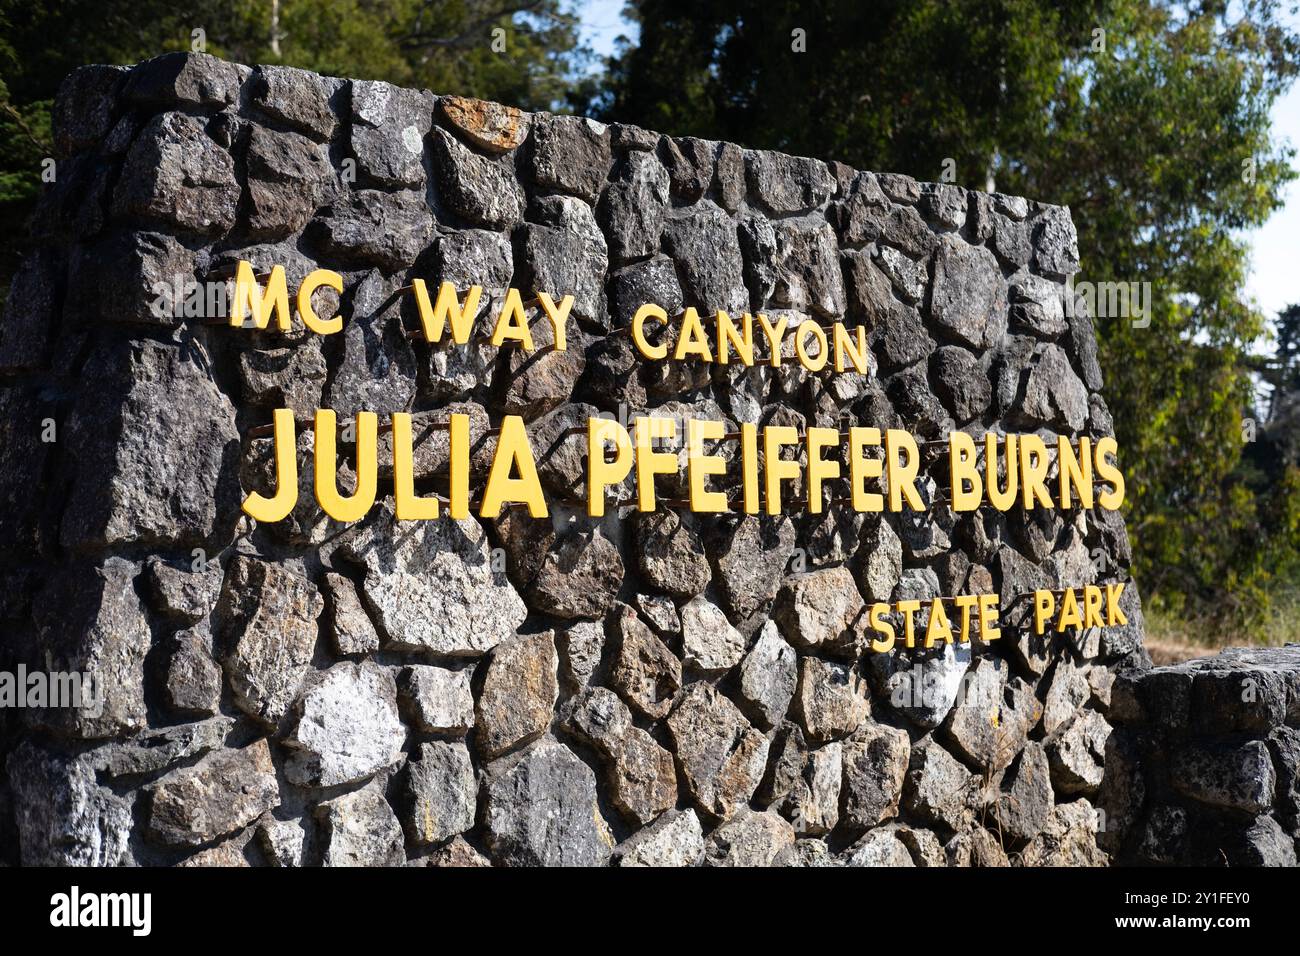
[1099,646,1300,866]
[0,52,1148,867]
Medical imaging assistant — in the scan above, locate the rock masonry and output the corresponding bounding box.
[0,52,1153,867]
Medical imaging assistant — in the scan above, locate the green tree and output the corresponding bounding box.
[603,0,1300,633]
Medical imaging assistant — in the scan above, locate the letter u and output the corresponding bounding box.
[314,409,378,522]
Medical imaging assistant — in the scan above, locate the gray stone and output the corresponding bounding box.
[315,188,434,270]
[252,65,341,140]
[775,566,865,657]
[31,557,150,739]
[495,508,624,620]
[941,657,1039,773]
[325,270,418,417]
[398,665,475,734]
[635,509,710,598]
[342,502,527,656]
[431,127,524,229]
[484,739,614,866]
[113,111,239,235]
[529,114,612,200]
[61,339,239,551]
[1045,708,1111,796]
[317,785,406,866]
[844,826,916,866]
[929,235,1006,349]
[148,738,279,847]
[680,595,746,674]
[702,808,796,866]
[6,741,134,866]
[1020,343,1090,432]
[930,346,991,423]
[285,662,406,787]
[350,80,434,188]
[218,556,322,726]
[323,572,380,655]
[738,621,798,728]
[164,626,223,717]
[476,632,559,759]
[405,741,476,844]
[1034,206,1080,277]
[599,150,670,261]
[795,656,871,743]
[904,739,975,831]
[53,64,125,154]
[855,518,903,603]
[840,722,911,830]
[1171,739,1276,814]
[990,741,1055,844]
[125,52,242,108]
[746,150,835,215]
[710,514,797,623]
[667,682,770,820]
[245,125,334,240]
[615,809,705,867]
[662,205,748,315]
[780,742,842,836]
[609,605,681,719]
[558,620,605,692]
[519,206,608,326]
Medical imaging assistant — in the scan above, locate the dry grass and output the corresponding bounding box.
[1142,592,1300,665]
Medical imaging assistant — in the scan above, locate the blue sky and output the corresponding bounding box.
[575,2,1299,324]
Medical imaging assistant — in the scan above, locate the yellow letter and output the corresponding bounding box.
[1034,589,1056,635]
[949,431,983,512]
[632,303,668,360]
[869,603,895,653]
[537,292,574,352]
[1058,436,1094,509]
[242,408,298,521]
[1083,584,1104,627]
[953,594,979,643]
[897,599,921,649]
[1019,433,1053,508]
[848,427,884,512]
[833,322,869,374]
[805,426,841,514]
[987,433,1019,511]
[490,288,534,350]
[392,413,439,520]
[480,415,547,518]
[413,279,480,344]
[741,422,760,514]
[924,599,954,648]
[1094,436,1126,510]
[763,424,801,515]
[885,429,923,511]
[716,311,754,366]
[756,313,789,367]
[1057,588,1082,632]
[230,260,291,331]
[314,409,377,522]
[687,418,728,512]
[794,319,828,372]
[978,594,1002,642]
[449,413,470,519]
[1105,582,1128,625]
[297,269,344,335]
[635,416,679,511]
[674,307,713,362]
[587,417,633,517]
